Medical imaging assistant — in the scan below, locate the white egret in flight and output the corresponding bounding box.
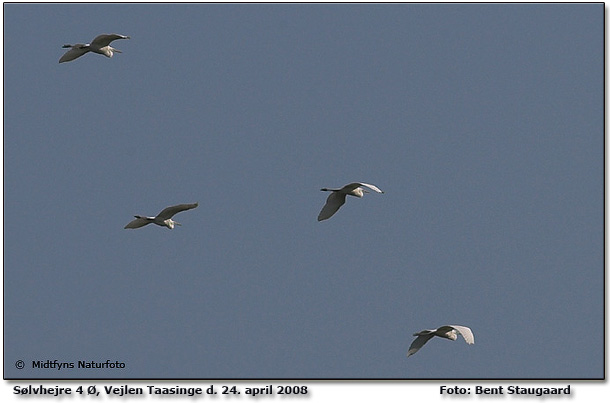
[407,325,475,357]
[124,203,198,230]
[317,182,384,221]
[59,34,130,63]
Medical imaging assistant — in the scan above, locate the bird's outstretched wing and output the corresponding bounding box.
[90,34,130,47]
[59,44,89,63]
[156,203,199,220]
[318,192,347,221]
[124,217,152,229]
[407,334,435,357]
[448,325,475,344]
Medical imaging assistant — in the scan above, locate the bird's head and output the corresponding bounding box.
[352,187,366,198]
[100,46,121,57]
[164,219,181,229]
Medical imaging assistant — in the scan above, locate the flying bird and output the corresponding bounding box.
[317,182,384,221]
[407,325,475,357]
[124,203,198,230]
[59,33,130,63]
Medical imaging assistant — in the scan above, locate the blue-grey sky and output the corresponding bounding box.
[3,3,603,379]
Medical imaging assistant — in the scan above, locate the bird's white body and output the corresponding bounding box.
[59,34,130,63]
[407,325,474,357]
[318,182,384,221]
[124,203,198,230]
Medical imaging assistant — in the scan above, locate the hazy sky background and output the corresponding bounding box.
[3,3,603,379]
